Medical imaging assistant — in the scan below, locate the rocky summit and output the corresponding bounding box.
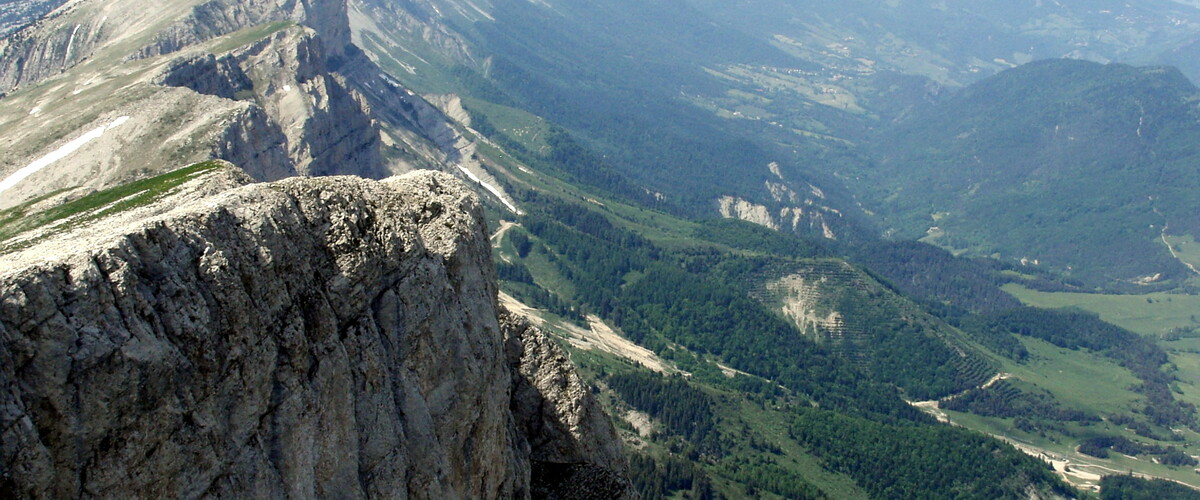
[0,167,633,499]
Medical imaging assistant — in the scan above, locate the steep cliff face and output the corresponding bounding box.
[0,2,399,208]
[0,169,632,499]
[134,0,352,63]
[0,0,114,93]
[221,26,384,177]
[0,0,515,214]
[150,25,388,179]
[0,0,355,94]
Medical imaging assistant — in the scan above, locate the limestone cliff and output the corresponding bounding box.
[204,26,385,178]
[0,0,508,214]
[0,0,353,94]
[0,169,632,499]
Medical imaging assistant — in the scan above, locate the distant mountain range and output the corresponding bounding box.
[864,59,1200,286]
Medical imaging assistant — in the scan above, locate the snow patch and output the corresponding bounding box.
[0,117,130,196]
[64,24,82,62]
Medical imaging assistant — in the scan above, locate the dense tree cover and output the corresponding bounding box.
[507,192,1082,496]
[616,264,929,424]
[789,407,1076,499]
[714,456,827,499]
[735,257,998,400]
[979,308,1197,428]
[1100,475,1200,500]
[521,192,997,411]
[864,59,1200,286]
[693,218,828,259]
[955,314,1030,361]
[941,380,1097,422]
[606,372,720,448]
[850,241,1023,314]
[828,283,992,400]
[519,197,654,315]
[519,194,965,418]
[628,454,722,500]
[496,260,534,284]
[459,0,881,243]
[541,127,661,206]
[466,104,661,209]
[502,280,583,323]
[507,231,533,258]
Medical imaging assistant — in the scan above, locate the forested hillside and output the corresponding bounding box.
[863,59,1200,287]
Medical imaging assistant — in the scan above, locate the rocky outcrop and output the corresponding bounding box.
[0,0,353,95]
[134,0,352,63]
[212,104,297,181]
[231,27,384,177]
[504,313,627,471]
[154,53,254,99]
[0,1,110,93]
[0,0,519,219]
[149,24,385,180]
[504,313,634,500]
[716,162,850,240]
[0,170,631,499]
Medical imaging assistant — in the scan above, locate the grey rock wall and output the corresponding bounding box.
[0,2,109,93]
[152,25,386,181]
[0,171,632,499]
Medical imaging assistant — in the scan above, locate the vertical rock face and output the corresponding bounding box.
[0,1,110,93]
[504,313,637,500]
[0,0,457,208]
[150,19,385,180]
[228,27,385,177]
[134,0,352,63]
[0,0,355,94]
[0,170,631,499]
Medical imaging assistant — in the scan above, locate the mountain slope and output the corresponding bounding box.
[688,0,1200,85]
[488,197,1083,497]
[349,0,880,242]
[863,59,1200,287]
[0,0,523,220]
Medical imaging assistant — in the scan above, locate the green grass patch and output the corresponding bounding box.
[1000,337,1143,418]
[1165,345,1200,411]
[0,161,223,252]
[1003,283,1200,338]
[512,240,578,301]
[1164,234,1200,273]
[207,21,296,55]
[941,408,1200,489]
[939,335,1200,487]
[1000,269,1039,281]
[462,97,552,154]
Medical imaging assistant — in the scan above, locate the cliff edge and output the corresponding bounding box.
[0,168,632,499]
